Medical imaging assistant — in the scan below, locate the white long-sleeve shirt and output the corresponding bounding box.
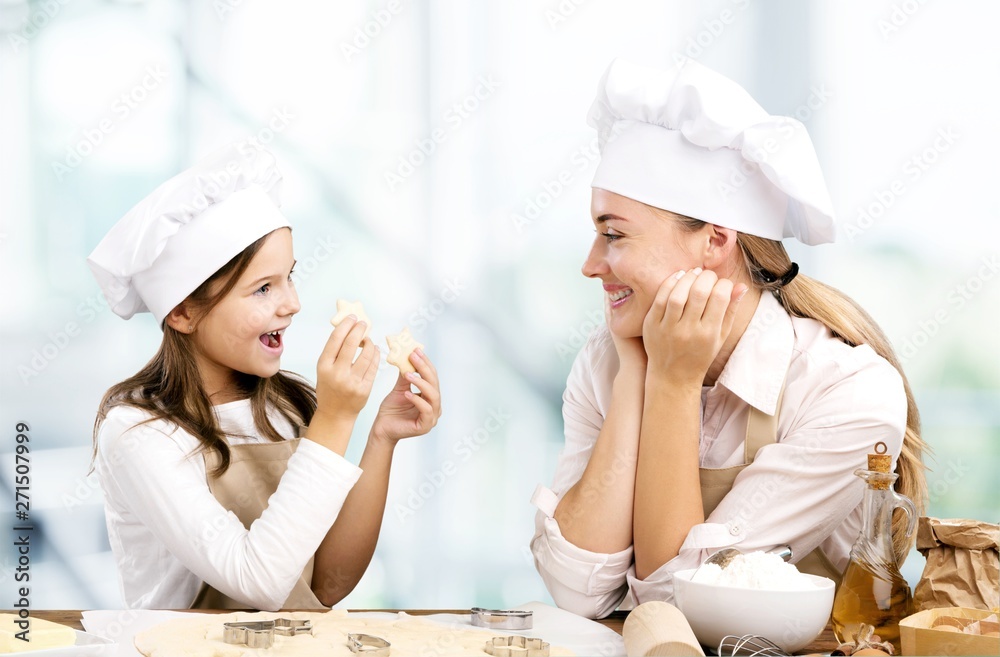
[530,292,907,619]
[94,399,362,610]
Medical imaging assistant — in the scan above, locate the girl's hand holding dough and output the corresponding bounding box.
[324,301,439,442]
[313,315,379,424]
[370,345,441,444]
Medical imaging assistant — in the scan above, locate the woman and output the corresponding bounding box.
[530,58,926,619]
[89,143,441,610]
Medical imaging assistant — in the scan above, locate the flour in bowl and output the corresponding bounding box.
[691,551,816,590]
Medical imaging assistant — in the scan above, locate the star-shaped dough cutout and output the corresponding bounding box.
[330,299,372,340]
[385,327,424,374]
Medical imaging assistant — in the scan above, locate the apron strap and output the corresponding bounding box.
[743,381,786,463]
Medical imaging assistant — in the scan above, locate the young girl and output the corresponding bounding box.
[530,58,927,618]
[88,143,441,610]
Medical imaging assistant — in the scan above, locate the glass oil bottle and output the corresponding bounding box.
[832,441,916,653]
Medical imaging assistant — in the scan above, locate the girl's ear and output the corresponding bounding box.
[164,302,197,334]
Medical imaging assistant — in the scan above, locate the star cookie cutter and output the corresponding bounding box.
[222,618,312,648]
[471,607,533,630]
[347,633,391,656]
[484,636,550,657]
[273,618,312,636]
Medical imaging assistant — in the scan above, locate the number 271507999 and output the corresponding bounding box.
[15,422,30,518]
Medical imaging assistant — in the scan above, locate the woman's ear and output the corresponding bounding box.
[164,302,197,334]
[702,224,739,269]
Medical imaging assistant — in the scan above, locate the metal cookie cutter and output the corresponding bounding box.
[274,618,312,636]
[484,636,550,657]
[347,633,391,656]
[223,620,275,649]
[223,618,312,648]
[471,607,533,630]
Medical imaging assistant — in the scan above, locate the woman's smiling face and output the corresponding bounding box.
[582,188,707,338]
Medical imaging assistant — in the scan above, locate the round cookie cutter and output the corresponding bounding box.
[471,607,533,631]
[347,632,391,656]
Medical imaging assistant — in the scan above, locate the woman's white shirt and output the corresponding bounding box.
[530,292,907,619]
[94,399,362,610]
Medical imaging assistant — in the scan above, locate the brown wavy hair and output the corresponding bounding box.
[673,214,929,562]
[92,232,316,475]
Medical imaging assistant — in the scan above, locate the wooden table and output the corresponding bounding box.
[26,609,840,654]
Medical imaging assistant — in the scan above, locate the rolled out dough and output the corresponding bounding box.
[134,610,573,657]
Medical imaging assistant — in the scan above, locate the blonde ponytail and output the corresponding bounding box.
[736,232,928,562]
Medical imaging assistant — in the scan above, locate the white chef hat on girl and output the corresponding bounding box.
[589,57,836,245]
[87,143,290,326]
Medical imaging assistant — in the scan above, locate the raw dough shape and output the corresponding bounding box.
[386,327,424,374]
[330,299,372,340]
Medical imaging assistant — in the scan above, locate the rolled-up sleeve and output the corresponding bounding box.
[531,486,632,618]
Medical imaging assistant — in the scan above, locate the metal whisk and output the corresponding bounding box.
[717,634,789,657]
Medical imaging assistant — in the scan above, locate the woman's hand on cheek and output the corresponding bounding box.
[370,349,442,444]
[313,317,380,424]
[642,268,747,383]
[605,295,648,375]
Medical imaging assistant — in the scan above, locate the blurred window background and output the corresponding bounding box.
[1,0,997,608]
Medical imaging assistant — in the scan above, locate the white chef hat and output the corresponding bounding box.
[87,143,290,326]
[589,57,836,245]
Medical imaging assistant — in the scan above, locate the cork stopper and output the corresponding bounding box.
[867,441,892,489]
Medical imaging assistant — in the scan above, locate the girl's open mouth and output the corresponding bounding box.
[259,329,284,352]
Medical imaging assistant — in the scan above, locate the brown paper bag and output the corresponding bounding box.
[914,517,1000,611]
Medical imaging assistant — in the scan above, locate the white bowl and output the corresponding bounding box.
[672,568,835,653]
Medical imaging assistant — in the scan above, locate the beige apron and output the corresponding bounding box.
[190,437,326,609]
[699,385,843,587]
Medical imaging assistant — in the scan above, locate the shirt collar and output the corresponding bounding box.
[715,291,793,415]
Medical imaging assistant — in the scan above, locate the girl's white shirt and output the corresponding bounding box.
[94,398,362,610]
[530,292,908,619]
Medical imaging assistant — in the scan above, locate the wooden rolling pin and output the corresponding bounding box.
[623,601,705,657]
